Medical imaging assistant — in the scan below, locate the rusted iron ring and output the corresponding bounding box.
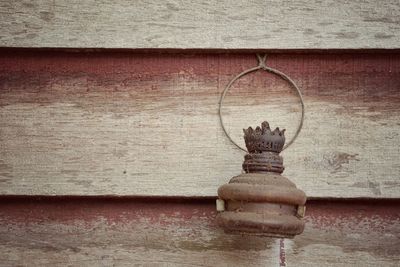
[218,54,305,152]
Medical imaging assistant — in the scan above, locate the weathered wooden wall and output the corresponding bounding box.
[0,198,399,266]
[0,50,399,198]
[1,1,399,266]
[0,0,399,49]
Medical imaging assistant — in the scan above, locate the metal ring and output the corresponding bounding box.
[218,54,305,152]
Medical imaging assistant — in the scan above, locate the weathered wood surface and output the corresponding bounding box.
[0,198,399,266]
[0,51,399,198]
[1,0,400,49]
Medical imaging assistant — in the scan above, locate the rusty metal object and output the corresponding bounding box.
[217,121,306,238]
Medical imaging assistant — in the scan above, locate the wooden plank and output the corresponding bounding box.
[0,0,400,49]
[0,198,399,266]
[0,51,399,198]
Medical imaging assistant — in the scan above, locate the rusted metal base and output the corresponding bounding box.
[217,172,306,238]
[217,210,303,238]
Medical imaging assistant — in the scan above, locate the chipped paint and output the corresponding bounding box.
[0,50,400,198]
[0,198,398,266]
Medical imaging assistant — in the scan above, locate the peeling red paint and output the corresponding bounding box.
[1,50,399,110]
[0,49,398,75]
[0,197,216,226]
[305,199,400,231]
[0,197,399,264]
[0,197,398,231]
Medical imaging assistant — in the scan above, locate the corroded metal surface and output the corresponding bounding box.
[217,121,307,238]
[243,121,286,153]
[243,153,284,173]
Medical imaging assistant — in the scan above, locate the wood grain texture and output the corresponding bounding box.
[0,198,399,266]
[1,0,400,49]
[0,51,399,198]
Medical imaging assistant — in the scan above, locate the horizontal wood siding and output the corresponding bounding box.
[0,198,399,266]
[1,2,399,266]
[0,0,399,49]
[0,50,399,198]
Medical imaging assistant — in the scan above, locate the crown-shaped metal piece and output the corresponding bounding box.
[243,121,286,153]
